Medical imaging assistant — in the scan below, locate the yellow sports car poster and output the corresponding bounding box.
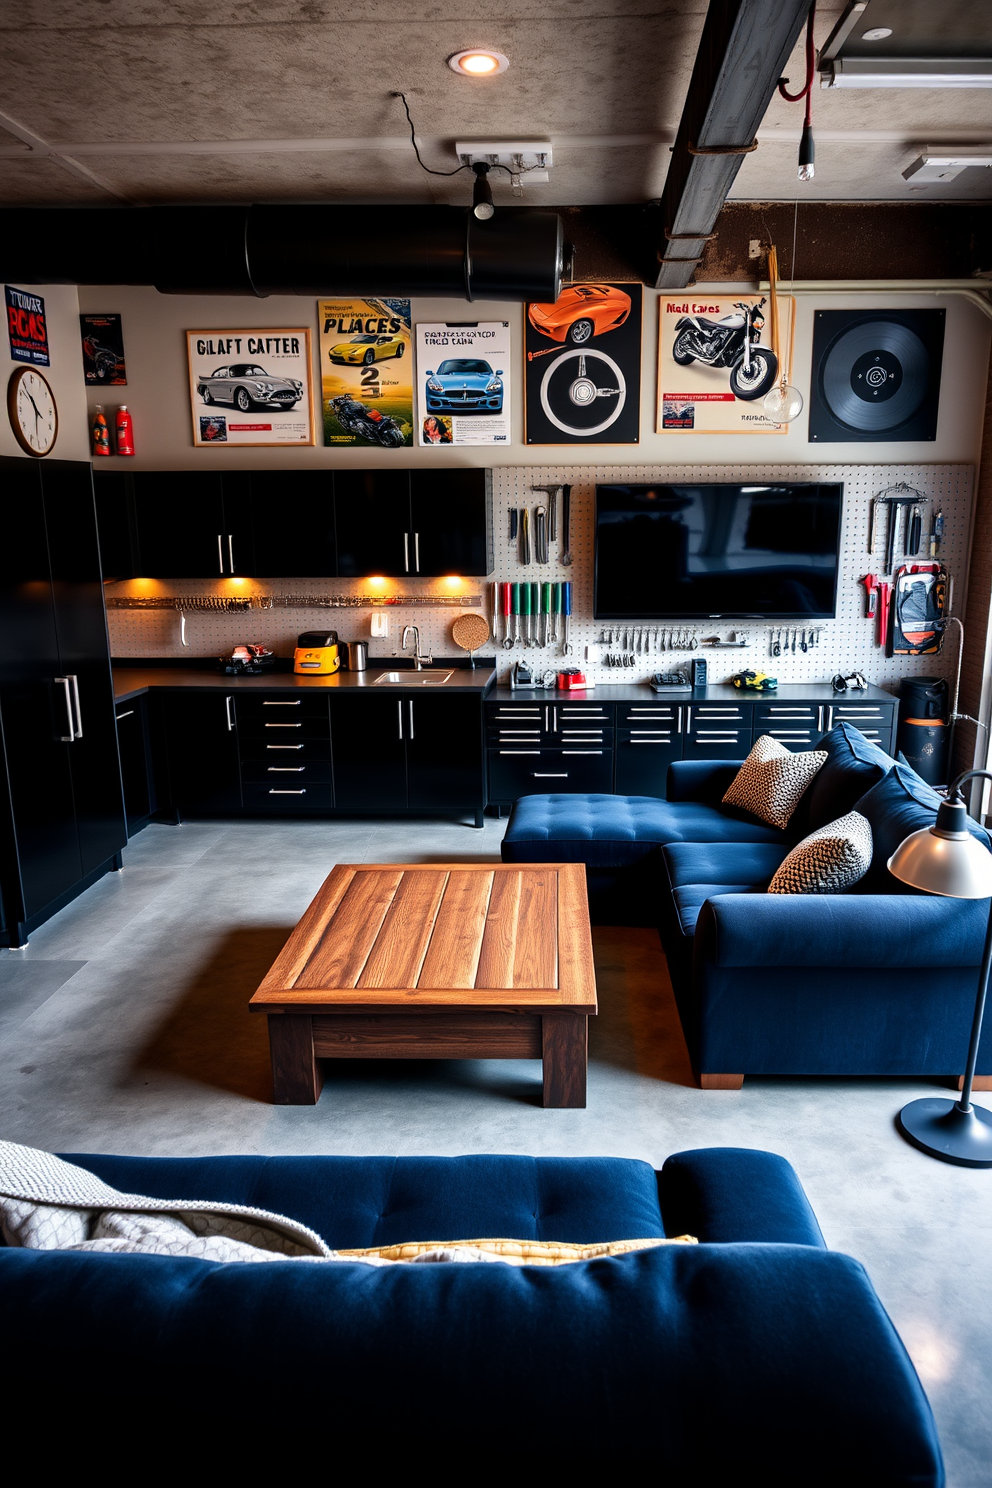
[318,298,413,447]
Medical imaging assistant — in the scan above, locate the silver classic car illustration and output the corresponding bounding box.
[197,363,303,411]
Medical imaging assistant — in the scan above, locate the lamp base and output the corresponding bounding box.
[898,1097,992,1167]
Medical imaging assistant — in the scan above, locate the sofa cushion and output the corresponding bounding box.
[857,763,991,894]
[768,810,873,895]
[805,722,893,831]
[723,734,827,829]
[671,883,766,939]
[60,1154,667,1250]
[501,793,784,870]
[663,841,790,889]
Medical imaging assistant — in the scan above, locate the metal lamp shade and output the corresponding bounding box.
[888,826,992,899]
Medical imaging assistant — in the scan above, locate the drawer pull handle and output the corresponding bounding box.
[267,744,304,750]
[265,722,302,728]
[532,772,568,777]
[562,750,602,756]
[268,767,305,773]
[630,739,670,745]
[269,789,306,795]
[115,710,134,721]
[262,700,302,706]
[499,750,540,755]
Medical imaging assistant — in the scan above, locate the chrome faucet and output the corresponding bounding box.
[401,624,432,670]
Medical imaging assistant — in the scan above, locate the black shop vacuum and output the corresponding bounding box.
[897,676,949,786]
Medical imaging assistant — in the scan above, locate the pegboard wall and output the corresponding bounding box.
[107,462,974,693]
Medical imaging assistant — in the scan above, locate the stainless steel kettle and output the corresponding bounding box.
[343,641,368,672]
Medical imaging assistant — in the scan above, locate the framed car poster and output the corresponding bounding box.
[186,329,314,447]
[318,299,413,448]
[80,312,126,384]
[416,322,510,446]
[524,283,641,445]
[657,293,794,434]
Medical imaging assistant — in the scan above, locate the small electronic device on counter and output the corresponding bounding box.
[511,660,537,688]
[293,630,340,675]
[730,670,777,691]
[651,670,692,694]
[220,644,275,675]
[691,657,707,688]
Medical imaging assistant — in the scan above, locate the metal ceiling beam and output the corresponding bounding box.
[655,0,813,289]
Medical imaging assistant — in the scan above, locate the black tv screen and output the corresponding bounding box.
[594,481,843,620]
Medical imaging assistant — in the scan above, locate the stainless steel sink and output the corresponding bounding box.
[373,670,454,686]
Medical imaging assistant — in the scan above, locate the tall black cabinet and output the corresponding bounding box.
[0,457,127,947]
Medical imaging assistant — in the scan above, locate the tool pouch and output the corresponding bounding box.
[889,564,947,656]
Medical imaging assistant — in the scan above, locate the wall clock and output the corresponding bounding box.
[7,366,59,457]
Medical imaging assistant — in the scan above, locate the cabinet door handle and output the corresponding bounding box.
[115,709,134,722]
[408,700,414,739]
[268,766,305,773]
[263,700,301,706]
[825,705,834,730]
[397,700,404,739]
[266,744,304,750]
[55,677,74,742]
[403,532,410,573]
[217,534,225,575]
[225,695,235,732]
[228,534,235,572]
[413,532,420,572]
[66,674,83,738]
[269,789,306,795]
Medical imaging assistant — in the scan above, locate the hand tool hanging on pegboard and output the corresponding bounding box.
[860,574,878,620]
[877,582,891,650]
[870,483,928,575]
[520,507,532,566]
[889,563,947,657]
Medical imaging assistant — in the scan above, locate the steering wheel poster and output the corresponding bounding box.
[524,283,641,444]
[658,293,794,434]
[415,321,511,446]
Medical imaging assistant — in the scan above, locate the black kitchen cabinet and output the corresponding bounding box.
[486,697,613,804]
[0,457,127,947]
[410,469,492,576]
[682,699,752,760]
[333,470,413,578]
[160,692,242,818]
[615,700,682,796]
[330,690,484,824]
[244,471,336,576]
[330,693,408,812]
[235,693,333,811]
[94,470,251,578]
[115,693,157,831]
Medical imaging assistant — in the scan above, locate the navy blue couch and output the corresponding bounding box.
[502,724,992,1085]
[0,1148,942,1481]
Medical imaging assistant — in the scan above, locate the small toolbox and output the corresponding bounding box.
[650,669,692,694]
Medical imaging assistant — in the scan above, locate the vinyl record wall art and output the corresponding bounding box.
[808,309,945,443]
[524,283,642,444]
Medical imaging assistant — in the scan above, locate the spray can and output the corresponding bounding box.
[91,405,111,457]
[115,405,134,456]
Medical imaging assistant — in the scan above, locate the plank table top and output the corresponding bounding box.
[250,862,597,1014]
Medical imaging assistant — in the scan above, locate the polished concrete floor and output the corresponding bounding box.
[2,813,991,1484]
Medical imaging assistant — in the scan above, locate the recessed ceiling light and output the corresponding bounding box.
[862,27,893,40]
[447,49,509,77]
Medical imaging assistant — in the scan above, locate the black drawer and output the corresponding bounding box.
[236,717,330,742]
[686,702,750,727]
[242,782,334,811]
[240,759,334,784]
[235,694,331,721]
[753,726,823,751]
[615,735,680,797]
[754,702,821,727]
[683,725,750,760]
[827,702,894,729]
[618,702,681,725]
[556,702,612,724]
[487,703,544,724]
[488,747,613,799]
[239,736,331,763]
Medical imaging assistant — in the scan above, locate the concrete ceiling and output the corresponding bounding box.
[1,0,991,210]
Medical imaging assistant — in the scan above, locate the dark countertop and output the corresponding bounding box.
[113,663,497,703]
[488,681,897,704]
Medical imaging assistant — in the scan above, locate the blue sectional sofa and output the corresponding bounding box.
[0,1148,943,1481]
[502,723,992,1086]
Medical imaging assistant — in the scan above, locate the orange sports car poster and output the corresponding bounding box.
[525,283,641,444]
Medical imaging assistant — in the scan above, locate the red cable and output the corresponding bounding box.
[778,1,816,113]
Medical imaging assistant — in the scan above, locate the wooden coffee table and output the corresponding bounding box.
[250,862,596,1108]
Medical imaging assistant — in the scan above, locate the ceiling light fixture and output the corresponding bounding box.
[447,50,509,78]
[903,147,992,185]
[471,162,495,219]
[823,57,992,88]
[778,0,817,181]
[861,27,892,41]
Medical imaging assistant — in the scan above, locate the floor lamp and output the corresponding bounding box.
[888,769,992,1167]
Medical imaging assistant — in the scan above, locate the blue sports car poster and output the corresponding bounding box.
[415,321,510,446]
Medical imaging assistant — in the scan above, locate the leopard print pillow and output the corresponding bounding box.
[722,733,827,830]
[768,810,873,895]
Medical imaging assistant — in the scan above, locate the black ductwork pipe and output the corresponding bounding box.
[0,204,565,303]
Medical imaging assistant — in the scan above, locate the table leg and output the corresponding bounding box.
[541,1012,587,1108]
[268,1014,322,1105]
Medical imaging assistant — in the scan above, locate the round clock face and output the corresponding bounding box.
[7,367,59,457]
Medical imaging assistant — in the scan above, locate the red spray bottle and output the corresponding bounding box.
[115,405,135,456]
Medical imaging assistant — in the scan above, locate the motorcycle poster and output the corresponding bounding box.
[657,293,794,434]
[319,298,413,448]
[80,312,127,385]
[524,283,641,445]
[415,322,510,446]
[186,328,315,447]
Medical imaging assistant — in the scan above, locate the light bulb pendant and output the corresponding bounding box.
[763,382,805,423]
[798,120,815,182]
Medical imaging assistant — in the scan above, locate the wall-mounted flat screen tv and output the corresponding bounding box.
[594,481,843,620]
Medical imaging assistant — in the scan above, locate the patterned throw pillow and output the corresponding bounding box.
[768,810,873,895]
[722,734,828,830]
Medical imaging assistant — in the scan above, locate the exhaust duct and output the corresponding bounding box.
[0,204,565,303]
